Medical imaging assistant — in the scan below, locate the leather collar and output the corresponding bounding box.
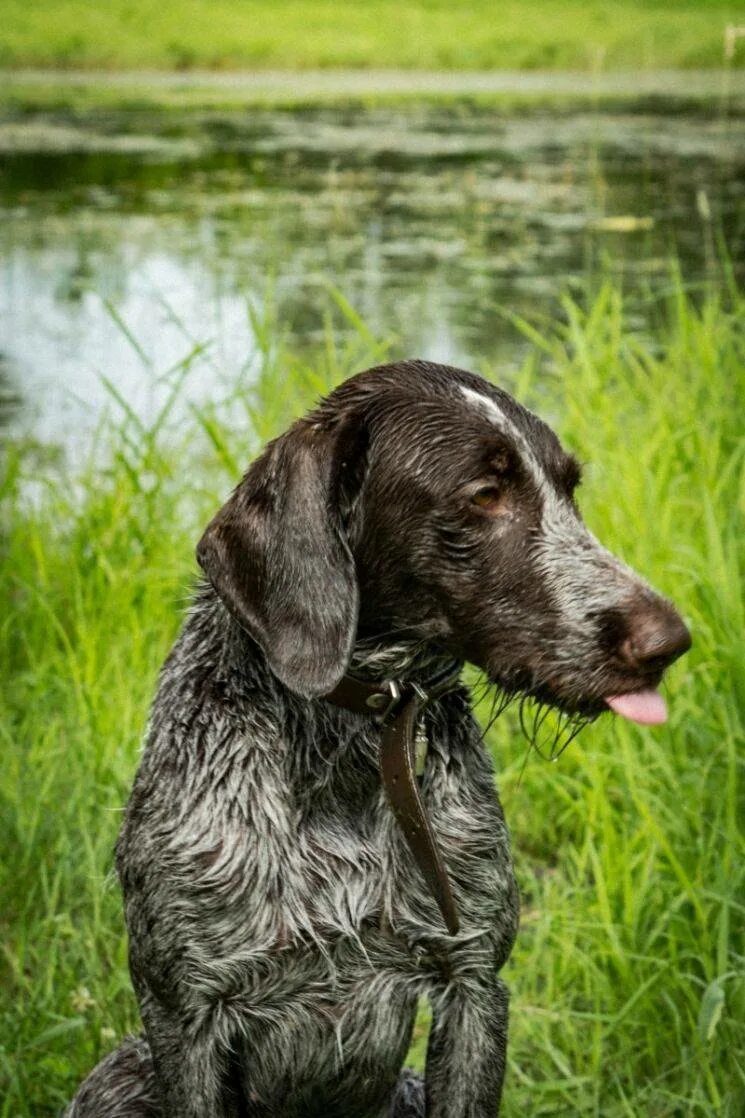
[324,661,462,936]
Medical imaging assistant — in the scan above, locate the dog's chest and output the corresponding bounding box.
[294,763,395,934]
[290,721,512,939]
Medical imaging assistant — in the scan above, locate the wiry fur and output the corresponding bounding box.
[66,361,689,1117]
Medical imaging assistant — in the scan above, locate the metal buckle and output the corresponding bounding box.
[365,679,404,723]
[364,665,461,725]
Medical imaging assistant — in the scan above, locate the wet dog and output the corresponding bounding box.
[67,361,690,1117]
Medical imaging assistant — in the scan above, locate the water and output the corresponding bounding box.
[1,103,743,451]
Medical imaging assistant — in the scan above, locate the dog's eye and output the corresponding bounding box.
[472,487,501,507]
[470,486,510,515]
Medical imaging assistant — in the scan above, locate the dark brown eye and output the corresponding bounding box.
[471,487,501,507]
[470,486,510,515]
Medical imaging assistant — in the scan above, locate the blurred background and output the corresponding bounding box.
[1,4,743,1116]
[1,1,744,448]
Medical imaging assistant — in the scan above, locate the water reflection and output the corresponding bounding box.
[0,353,22,430]
[1,105,743,450]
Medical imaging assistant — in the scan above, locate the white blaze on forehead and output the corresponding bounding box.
[459,384,547,490]
[460,385,512,430]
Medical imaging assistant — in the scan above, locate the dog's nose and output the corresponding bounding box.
[620,602,691,672]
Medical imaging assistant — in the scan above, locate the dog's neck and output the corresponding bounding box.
[348,636,456,684]
[208,587,457,692]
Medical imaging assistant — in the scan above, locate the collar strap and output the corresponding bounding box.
[324,662,462,936]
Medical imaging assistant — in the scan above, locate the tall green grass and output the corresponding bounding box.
[1,280,743,1116]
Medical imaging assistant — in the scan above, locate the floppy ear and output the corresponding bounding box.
[196,415,364,698]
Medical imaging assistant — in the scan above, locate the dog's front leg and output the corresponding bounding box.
[425,975,509,1117]
[142,996,244,1118]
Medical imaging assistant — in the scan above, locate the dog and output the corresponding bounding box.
[66,360,690,1117]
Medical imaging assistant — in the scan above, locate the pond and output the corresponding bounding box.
[1,103,743,452]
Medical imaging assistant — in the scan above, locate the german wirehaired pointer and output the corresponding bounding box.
[67,361,690,1117]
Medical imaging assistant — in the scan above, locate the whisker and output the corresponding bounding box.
[515,736,533,791]
[531,702,552,745]
[468,675,590,768]
[517,696,531,742]
[550,714,590,760]
[508,691,592,765]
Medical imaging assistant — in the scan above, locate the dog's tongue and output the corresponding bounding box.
[605,689,667,725]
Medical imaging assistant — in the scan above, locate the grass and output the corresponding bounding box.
[1,0,745,72]
[1,276,744,1115]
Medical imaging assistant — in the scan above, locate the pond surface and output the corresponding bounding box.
[1,103,743,451]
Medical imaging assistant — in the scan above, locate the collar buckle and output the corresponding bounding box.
[365,679,404,723]
[363,665,461,724]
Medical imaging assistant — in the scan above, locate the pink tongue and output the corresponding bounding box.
[605,690,667,725]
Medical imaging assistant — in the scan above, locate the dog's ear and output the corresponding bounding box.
[197,414,365,698]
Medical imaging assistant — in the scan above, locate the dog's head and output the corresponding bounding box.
[198,361,690,724]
